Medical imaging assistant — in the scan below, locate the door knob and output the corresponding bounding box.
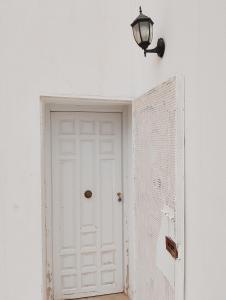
[84,190,92,199]
[117,192,123,202]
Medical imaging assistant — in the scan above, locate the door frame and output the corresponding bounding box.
[41,97,132,300]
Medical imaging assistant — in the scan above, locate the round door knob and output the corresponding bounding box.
[84,190,92,199]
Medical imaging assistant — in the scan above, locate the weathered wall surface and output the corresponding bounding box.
[0,0,226,300]
[131,0,226,300]
[133,79,177,300]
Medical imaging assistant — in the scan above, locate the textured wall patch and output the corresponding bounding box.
[133,77,177,300]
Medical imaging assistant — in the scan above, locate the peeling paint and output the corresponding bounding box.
[124,244,129,296]
[133,78,177,299]
[125,263,129,295]
[46,286,53,300]
[46,269,53,300]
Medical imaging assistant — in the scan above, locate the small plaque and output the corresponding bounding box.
[165,236,178,259]
[84,190,92,199]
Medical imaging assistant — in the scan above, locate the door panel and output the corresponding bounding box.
[51,112,123,300]
[133,77,184,300]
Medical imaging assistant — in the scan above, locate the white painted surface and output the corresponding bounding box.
[0,0,226,299]
[156,205,175,287]
[51,112,123,299]
[130,1,226,300]
[133,77,184,300]
[43,102,132,300]
[0,2,132,300]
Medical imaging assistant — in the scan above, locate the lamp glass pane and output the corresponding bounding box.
[149,23,153,43]
[140,21,150,42]
[132,23,141,45]
[149,24,153,44]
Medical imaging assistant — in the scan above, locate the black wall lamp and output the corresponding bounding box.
[131,7,165,58]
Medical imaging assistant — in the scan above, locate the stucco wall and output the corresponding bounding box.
[133,78,178,300]
[0,1,132,300]
[131,0,226,300]
[0,0,226,300]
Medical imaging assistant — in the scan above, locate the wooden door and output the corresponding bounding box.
[51,112,123,299]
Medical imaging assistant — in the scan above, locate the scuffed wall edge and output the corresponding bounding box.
[175,75,185,300]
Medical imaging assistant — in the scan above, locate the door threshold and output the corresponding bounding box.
[76,292,128,300]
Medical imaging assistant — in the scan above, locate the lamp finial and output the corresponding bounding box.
[139,6,142,14]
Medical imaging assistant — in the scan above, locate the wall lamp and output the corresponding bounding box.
[131,7,165,58]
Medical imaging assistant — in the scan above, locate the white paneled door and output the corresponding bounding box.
[51,112,123,300]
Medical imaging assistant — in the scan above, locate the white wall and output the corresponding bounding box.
[0,1,132,300]
[0,0,226,299]
[131,0,226,300]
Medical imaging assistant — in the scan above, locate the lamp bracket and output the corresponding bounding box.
[144,38,165,58]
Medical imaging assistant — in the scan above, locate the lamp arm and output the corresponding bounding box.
[144,38,165,58]
[144,47,158,56]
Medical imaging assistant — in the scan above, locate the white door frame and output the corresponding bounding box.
[41,97,132,300]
